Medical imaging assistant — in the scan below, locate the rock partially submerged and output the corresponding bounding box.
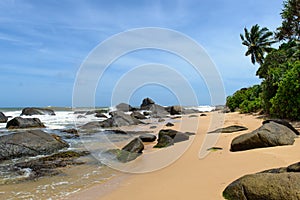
[0,130,69,160]
[223,162,300,200]
[209,125,248,133]
[21,107,55,116]
[0,112,8,123]
[230,121,297,152]
[6,117,45,129]
[105,138,144,163]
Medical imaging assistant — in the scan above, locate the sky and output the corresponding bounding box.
[0,0,283,107]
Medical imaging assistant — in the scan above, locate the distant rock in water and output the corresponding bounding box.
[0,130,69,160]
[6,117,45,129]
[21,107,55,116]
[0,112,8,123]
[81,111,142,129]
[209,125,248,133]
[230,121,297,152]
[223,161,300,200]
[140,97,155,110]
[116,103,135,112]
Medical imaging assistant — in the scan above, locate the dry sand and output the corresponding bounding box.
[72,112,300,200]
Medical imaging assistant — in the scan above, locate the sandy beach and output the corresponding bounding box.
[71,112,300,200]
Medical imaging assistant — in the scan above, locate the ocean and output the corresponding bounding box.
[0,106,215,199]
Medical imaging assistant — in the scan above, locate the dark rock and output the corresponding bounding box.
[6,117,45,129]
[0,112,8,123]
[143,111,150,116]
[148,104,169,118]
[185,132,196,136]
[209,125,248,133]
[21,107,55,116]
[158,118,165,122]
[189,114,198,118]
[263,119,299,135]
[122,138,144,153]
[223,173,300,200]
[173,132,189,143]
[139,134,157,142]
[0,130,69,160]
[182,109,200,114]
[61,128,79,138]
[86,109,107,115]
[158,129,178,139]
[166,122,174,127]
[104,129,127,134]
[130,111,147,119]
[95,113,108,118]
[105,138,144,163]
[140,98,155,110]
[116,103,134,112]
[150,126,157,129]
[154,135,174,148]
[287,162,300,172]
[14,150,89,180]
[169,106,183,115]
[77,115,86,119]
[81,111,142,129]
[200,113,207,116]
[230,122,296,152]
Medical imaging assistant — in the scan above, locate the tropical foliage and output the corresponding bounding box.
[240,24,275,65]
[227,0,300,120]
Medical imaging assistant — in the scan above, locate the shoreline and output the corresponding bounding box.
[71,112,300,200]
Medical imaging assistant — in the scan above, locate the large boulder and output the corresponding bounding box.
[169,106,183,115]
[263,119,299,135]
[116,103,135,112]
[230,121,297,152]
[0,130,69,160]
[140,97,155,110]
[148,104,169,118]
[21,107,55,116]
[6,117,45,129]
[223,162,300,200]
[139,134,157,142]
[122,137,144,153]
[0,112,8,123]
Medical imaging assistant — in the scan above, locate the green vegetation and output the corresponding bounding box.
[227,0,300,120]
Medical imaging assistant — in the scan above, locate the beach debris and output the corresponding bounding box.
[0,112,8,123]
[223,161,300,200]
[209,125,248,133]
[0,130,69,161]
[139,133,157,142]
[230,121,297,152]
[6,117,46,129]
[21,107,56,116]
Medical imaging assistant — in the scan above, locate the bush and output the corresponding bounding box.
[226,85,262,113]
[270,61,300,120]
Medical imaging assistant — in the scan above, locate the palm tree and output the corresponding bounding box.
[240,24,275,65]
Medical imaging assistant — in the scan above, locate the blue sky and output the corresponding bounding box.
[0,0,283,107]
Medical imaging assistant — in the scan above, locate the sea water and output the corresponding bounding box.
[0,106,215,199]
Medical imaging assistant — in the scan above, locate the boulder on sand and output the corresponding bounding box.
[6,117,46,129]
[223,161,300,200]
[154,129,190,148]
[263,119,299,135]
[140,97,155,110]
[0,130,69,160]
[0,112,8,123]
[139,134,157,142]
[21,107,55,116]
[209,125,248,133]
[230,121,297,152]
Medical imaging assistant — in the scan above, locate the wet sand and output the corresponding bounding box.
[72,112,300,200]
